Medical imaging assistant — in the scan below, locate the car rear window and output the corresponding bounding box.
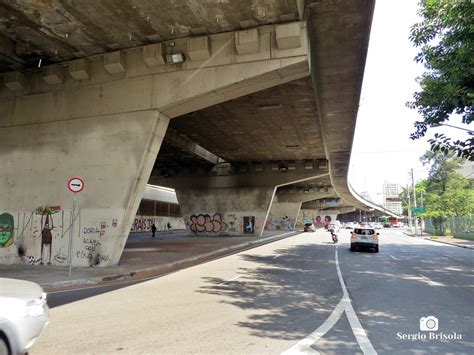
[354,229,375,235]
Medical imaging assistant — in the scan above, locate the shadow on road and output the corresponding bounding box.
[198,242,342,341]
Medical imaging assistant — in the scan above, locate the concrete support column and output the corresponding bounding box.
[0,110,168,266]
[175,187,275,236]
[264,202,301,232]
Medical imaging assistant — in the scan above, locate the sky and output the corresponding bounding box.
[348,0,469,204]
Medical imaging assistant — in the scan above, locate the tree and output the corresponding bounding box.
[408,0,474,160]
[419,151,474,234]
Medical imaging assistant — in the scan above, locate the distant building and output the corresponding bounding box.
[457,161,474,179]
[382,182,402,215]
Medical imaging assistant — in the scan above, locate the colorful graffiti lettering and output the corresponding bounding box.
[189,214,227,233]
[132,217,155,232]
[0,213,14,248]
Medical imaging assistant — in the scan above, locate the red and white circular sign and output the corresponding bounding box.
[67,177,85,193]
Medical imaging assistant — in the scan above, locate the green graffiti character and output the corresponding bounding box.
[0,213,14,248]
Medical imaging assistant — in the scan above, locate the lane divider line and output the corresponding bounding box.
[282,247,377,355]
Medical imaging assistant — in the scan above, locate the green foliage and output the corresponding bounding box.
[407,0,474,160]
[419,150,474,219]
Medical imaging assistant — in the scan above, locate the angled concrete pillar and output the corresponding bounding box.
[0,110,168,266]
[264,201,301,232]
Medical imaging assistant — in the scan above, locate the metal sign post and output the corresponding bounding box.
[67,177,84,277]
[68,193,76,277]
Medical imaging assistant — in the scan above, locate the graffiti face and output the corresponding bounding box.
[190,214,227,233]
[0,213,14,248]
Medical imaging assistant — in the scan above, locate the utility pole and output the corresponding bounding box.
[411,168,417,235]
[407,184,412,230]
[411,168,417,208]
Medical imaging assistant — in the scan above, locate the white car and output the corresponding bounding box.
[0,278,49,355]
[350,228,379,253]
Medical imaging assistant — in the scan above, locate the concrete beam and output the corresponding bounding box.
[306,1,375,210]
[0,22,309,127]
[152,167,329,189]
[235,28,259,54]
[276,188,336,203]
[4,71,26,91]
[187,36,211,61]
[320,207,357,215]
[165,128,221,165]
[69,59,90,80]
[43,65,65,85]
[276,22,301,49]
[143,44,166,67]
[104,51,126,74]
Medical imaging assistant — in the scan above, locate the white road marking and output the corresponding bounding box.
[389,255,398,260]
[218,275,240,286]
[282,247,377,355]
[418,274,445,287]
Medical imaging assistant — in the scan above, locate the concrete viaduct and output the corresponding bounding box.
[0,0,375,266]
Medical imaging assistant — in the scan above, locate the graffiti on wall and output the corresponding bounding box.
[132,217,154,232]
[76,235,110,266]
[282,216,295,231]
[189,214,227,233]
[314,215,332,228]
[0,206,120,267]
[227,214,238,233]
[243,216,255,234]
[0,213,14,248]
[34,205,61,265]
[264,217,273,230]
[264,216,294,231]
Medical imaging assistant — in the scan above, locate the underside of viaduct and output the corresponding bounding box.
[0,0,375,266]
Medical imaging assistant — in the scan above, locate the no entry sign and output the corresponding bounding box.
[67,177,84,193]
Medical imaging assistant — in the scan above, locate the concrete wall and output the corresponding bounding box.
[176,187,274,236]
[265,202,301,231]
[0,110,168,266]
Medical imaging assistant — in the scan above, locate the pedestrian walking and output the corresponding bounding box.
[151,223,157,238]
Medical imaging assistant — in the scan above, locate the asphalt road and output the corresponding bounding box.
[34,229,473,354]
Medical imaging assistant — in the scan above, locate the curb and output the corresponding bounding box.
[425,238,474,250]
[43,231,298,291]
[404,231,474,250]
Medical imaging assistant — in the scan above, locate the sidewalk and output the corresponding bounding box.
[404,230,474,250]
[0,229,298,291]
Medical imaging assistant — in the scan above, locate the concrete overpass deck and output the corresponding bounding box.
[0,0,376,267]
